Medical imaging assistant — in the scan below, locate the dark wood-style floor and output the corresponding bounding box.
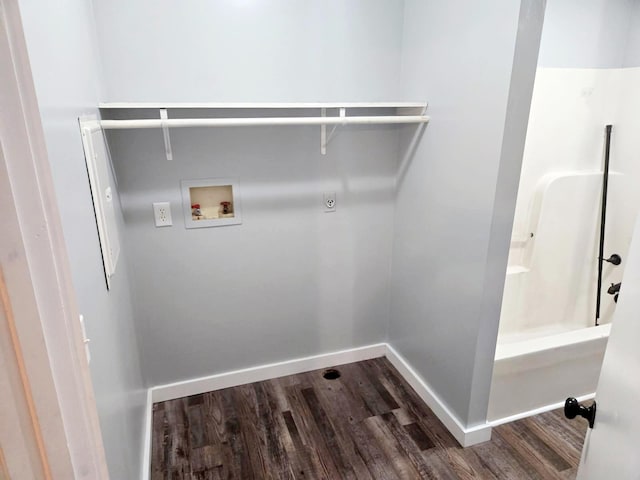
[151,358,587,479]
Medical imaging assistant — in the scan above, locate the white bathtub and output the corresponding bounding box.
[489,171,626,423]
[487,324,610,423]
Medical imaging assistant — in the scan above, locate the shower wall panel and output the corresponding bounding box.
[501,67,640,337]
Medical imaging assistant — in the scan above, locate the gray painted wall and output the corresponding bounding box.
[91,0,406,388]
[624,1,640,67]
[467,1,546,425]
[91,0,404,102]
[17,0,633,471]
[16,1,146,478]
[389,0,544,427]
[93,0,543,433]
[106,122,398,385]
[538,0,638,68]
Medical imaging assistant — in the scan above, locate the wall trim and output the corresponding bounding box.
[489,392,595,427]
[150,343,387,403]
[140,389,153,480]
[142,342,496,476]
[1,2,110,477]
[384,344,492,447]
[146,343,491,450]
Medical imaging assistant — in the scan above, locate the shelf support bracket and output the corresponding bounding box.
[320,107,346,155]
[327,107,345,144]
[320,108,327,155]
[160,108,173,160]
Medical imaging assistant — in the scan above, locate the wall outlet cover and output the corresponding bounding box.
[153,202,173,227]
[324,192,336,212]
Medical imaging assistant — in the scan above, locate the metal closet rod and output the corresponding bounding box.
[99,115,431,129]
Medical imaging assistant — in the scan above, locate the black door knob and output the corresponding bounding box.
[608,283,621,303]
[604,254,622,265]
[564,397,596,428]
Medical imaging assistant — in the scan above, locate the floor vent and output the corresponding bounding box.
[322,369,341,380]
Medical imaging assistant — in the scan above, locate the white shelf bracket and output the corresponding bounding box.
[320,108,327,155]
[160,108,173,160]
[320,107,346,155]
[327,107,345,144]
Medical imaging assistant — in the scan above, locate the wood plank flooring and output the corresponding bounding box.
[151,358,587,479]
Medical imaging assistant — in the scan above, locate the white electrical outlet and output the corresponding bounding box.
[324,192,336,212]
[153,202,173,227]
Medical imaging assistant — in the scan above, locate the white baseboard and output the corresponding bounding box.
[140,389,152,480]
[488,392,595,427]
[147,342,491,447]
[384,344,492,447]
[141,340,597,476]
[150,343,387,403]
[142,341,493,477]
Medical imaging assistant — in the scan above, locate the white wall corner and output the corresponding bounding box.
[384,344,492,447]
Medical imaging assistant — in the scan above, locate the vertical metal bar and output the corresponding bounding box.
[596,125,613,326]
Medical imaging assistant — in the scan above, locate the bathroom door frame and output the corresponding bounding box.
[0,1,109,478]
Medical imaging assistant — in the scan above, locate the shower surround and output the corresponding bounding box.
[489,67,640,421]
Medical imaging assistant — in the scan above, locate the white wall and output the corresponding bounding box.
[16,2,146,478]
[388,0,544,427]
[538,0,635,68]
[91,0,404,102]
[106,120,398,386]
